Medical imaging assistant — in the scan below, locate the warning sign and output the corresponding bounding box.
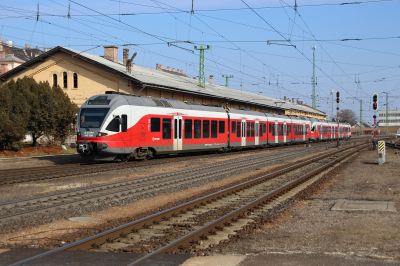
[378,140,385,165]
[378,141,385,152]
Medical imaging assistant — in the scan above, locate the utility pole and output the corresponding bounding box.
[331,89,334,121]
[194,45,211,88]
[359,100,363,136]
[222,75,233,87]
[345,97,363,135]
[312,46,316,110]
[385,92,389,134]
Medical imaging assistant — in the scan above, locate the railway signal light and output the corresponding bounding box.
[372,93,378,110]
[336,91,340,103]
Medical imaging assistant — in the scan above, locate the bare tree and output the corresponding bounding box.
[339,109,357,125]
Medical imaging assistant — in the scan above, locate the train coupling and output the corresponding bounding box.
[74,141,93,155]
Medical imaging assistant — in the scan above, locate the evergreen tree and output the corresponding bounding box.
[25,78,55,146]
[0,79,30,150]
[52,85,78,144]
[0,76,78,150]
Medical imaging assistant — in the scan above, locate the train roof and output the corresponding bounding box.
[84,92,227,113]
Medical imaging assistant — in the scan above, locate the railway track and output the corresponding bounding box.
[0,137,370,186]
[0,140,348,225]
[9,141,371,266]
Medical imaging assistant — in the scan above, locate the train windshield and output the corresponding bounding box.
[79,108,110,129]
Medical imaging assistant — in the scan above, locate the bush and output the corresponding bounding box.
[0,77,78,150]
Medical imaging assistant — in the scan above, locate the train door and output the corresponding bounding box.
[173,115,182,150]
[275,121,278,144]
[303,123,306,141]
[255,121,259,145]
[283,121,287,143]
[241,119,246,146]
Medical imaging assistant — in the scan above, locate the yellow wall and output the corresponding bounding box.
[7,51,132,106]
[5,50,326,120]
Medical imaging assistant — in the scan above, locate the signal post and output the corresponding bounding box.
[336,91,340,148]
[373,93,378,139]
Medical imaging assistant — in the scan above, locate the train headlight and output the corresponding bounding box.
[97,132,108,137]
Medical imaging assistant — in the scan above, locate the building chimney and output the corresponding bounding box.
[123,48,129,66]
[292,98,294,103]
[160,65,163,68]
[44,48,51,52]
[177,69,179,73]
[181,70,183,73]
[0,51,4,60]
[167,66,171,70]
[6,40,12,47]
[104,46,118,62]
[0,38,3,45]
[1,64,8,75]
[25,44,31,49]
[193,77,196,80]
[209,75,214,85]
[173,68,176,71]
[284,96,287,101]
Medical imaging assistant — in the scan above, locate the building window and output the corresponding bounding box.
[63,72,68,88]
[53,74,58,87]
[73,73,78,88]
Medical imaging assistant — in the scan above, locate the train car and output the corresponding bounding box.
[264,113,291,145]
[72,92,229,160]
[287,115,312,144]
[72,92,347,161]
[228,109,268,149]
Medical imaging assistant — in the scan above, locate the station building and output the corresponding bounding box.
[0,46,326,120]
[378,110,400,127]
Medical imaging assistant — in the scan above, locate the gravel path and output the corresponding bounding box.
[219,148,400,262]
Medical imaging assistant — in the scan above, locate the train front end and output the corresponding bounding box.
[71,93,130,161]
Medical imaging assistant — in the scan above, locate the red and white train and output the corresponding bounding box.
[71,92,351,160]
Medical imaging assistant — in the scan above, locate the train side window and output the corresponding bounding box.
[150,117,160,132]
[185,119,192,139]
[211,120,218,138]
[203,120,210,138]
[236,121,241,138]
[231,121,236,133]
[246,122,251,137]
[260,124,263,137]
[263,123,266,133]
[194,119,201,138]
[121,115,127,132]
[106,116,120,132]
[219,120,225,134]
[162,118,171,139]
[251,122,255,137]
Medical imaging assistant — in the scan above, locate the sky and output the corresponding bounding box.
[2,0,400,123]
